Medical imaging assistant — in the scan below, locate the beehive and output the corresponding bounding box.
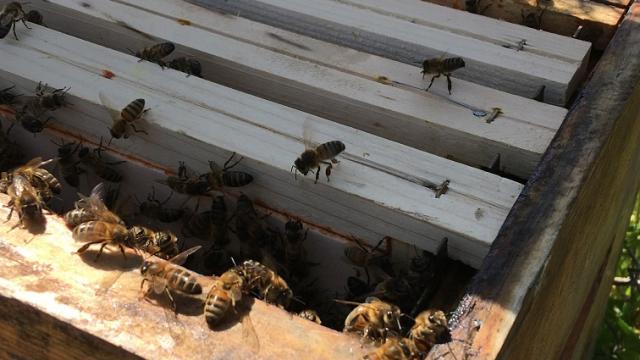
[0,0,638,359]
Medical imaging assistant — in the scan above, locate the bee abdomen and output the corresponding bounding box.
[169,268,202,294]
[204,291,230,325]
[444,57,466,72]
[121,99,145,122]
[35,169,61,194]
[64,208,96,229]
[168,57,202,77]
[154,232,179,259]
[222,171,253,187]
[317,140,346,160]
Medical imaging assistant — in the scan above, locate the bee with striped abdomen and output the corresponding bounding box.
[342,297,402,344]
[293,122,345,183]
[73,221,135,261]
[6,174,45,229]
[167,57,202,77]
[0,2,30,40]
[99,93,149,142]
[128,225,180,260]
[10,157,60,204]
[409,309,449,353]
[204,269,245,326]
[203,153,253,191]
[158,161,210,198]
[421,56,466,95]
[140,245,202,313]
[132,42,175,68]
[64,183,124,229]
[234,259,293,308]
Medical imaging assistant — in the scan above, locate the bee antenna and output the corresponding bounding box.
[230,256,238,267]
[292,296,307,305]
[333,299,362,306]
[401,313,416,322]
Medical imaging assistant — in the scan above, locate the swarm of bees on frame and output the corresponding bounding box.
[0,2,461,358]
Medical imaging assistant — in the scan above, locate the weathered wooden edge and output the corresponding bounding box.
[426,2,640,359]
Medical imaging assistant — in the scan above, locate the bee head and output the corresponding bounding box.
[140,260,156,276]
[293,157,308,175]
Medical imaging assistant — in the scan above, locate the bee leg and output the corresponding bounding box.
[118,244,128,261]
[446,74,453,95]
[130,124,148,135]
[426,74,440,92]
[12,22,19,41]
[325,162,333,182]
[223,152,243,170]
[95,242,110,261]
[314,166,321,184]
[76,240,104,255]
[5,205,14,222]
[21,17,31,30]
[163,287,178,314]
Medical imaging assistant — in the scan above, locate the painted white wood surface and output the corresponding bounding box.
[189,0,591,105]
[16,0,566,178]
[0,25,524,267]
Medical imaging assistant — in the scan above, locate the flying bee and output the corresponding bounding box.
[6,174,44,229]
[409,310,449,353]
[0,85,20,105]
[33,82,70,111]
[131,42,175,67]
[344,236,391,284]
[0,2,30,40]
[128,225,180,260]
[167,57,202,77]
[292,122,345,183]
[24,10,42,25]
[140,245,202,313]
[77,142,124,182]
[297,309,322,325]
[137,187,185,223]
[64,182,124,229]
[421,56,466,94]
[341,297,402,344]
[363,337,422,360]
[51,139,83,187]
[98,93,149,142]
[72,220,135,260]
[234,259,293,308]
[203,153,254,191]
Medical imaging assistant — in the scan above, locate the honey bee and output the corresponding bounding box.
[11,157,60,204]
[158,161,210,198]
[51,139,84,187]
[342,297,402,344]
[292,140,345,183]
[297,309,322,324]
[77,142,124,182]
[14,104,52,134]
[128,225,180,260]
[140,245,203,312]
[203,153,254,190]
[0,2,30,40]
[98,93,149,142]
[24,10,42,25]
[6,174,44,228]
[234,259,293,308]
[137,187,185,223]
[64,182,124,229]
[167,57,202,77]
[409,310,448,353]
[344,236,391,284]
[132,42,175,67]
[72,220,134,260]
[33,82,70,111]
[363,337,422,360]
[421,56,466,94]
[204,269,245,325]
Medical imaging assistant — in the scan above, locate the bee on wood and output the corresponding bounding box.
[409,310,448,353]
[167,57,202,77]
[421,56,465,95]
[77,142,124,183]
[51,139,84,187]
[203,153,254,191]
[363,337,422,360]
[128,225,180,260]
[98,93,149,142]
[204,269,245,325]
[234,259,293,308]
[14,104,52,134]
[32,82,70,111]
[297,309,322,325]
[24,10,42,25]
[158,161,210,198]
[72,220,135,260]
[140,245,202,313]
[137,187,185,223]
[10,157,60,204]
[0,2,30,40]
[292,121,344,183]
[6,174,44,228]
[64,183,124,229]
[0,85,20,105]
[132,42,175,68]
[341,297,402,344]
[344,236,391,284]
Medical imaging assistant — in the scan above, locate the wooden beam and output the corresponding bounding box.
[0,24,524,267]
[10,0,568,178]
[423,0,625,50]
[426,2,640,358]
[0,193,372,359]
[192,0,591,105]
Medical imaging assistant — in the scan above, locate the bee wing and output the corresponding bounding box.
[167,245,202,265]
[153,277,169,294]
[240,311,260,354]
[98,92,121,121]
[95,269,124,296]
[302,119,314,150]
[9,174,30,196]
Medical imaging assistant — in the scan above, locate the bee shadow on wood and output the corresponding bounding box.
[78,249,143,271]
[145,290,205,317]
[207,296,256,331]
[20,214,47,236]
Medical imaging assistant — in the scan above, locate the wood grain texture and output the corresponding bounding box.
[10,0,568,178]
[0,194,371,359]
[192,0,591,105]
[426,2,640,358]
[423,0,624,50]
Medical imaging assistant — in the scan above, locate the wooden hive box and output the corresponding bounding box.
[0,0,639,359]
